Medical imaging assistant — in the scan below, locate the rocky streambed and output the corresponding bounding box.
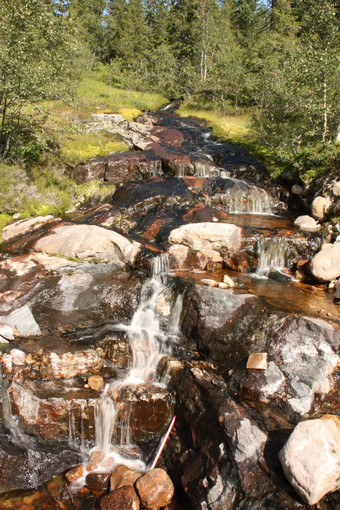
[0,105,339,509]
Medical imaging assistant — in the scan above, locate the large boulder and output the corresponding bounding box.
[309,242,340,282]
[168,222,242,270]
[279,419,340,505]
[34,224,141,265]
[294,215,320,232]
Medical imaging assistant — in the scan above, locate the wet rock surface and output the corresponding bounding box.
[0,105,339,510]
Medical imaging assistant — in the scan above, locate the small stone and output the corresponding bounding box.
[246,353,268,370]
[212,217,218,222]
[86,472,110,491]
[291,184,304,196]
[90,450,106,464]
[333,182,340,197]
[311,196,332,221]
[135,468,174,508]
[223,274,235,287]
[88,375,104,391]
[100,485,140,510]
[201,279,219,287]
[218,282,230,289]
[65,464,86,482]
[110,465,141,491]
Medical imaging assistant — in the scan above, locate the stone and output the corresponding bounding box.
[135,468,174,508]
[291,184,304,196]
[333,181,340,197]
[279,419,340,505]
[42,350,103,379]
[34,224,141,265]
[2,215,56,241]
[294,215,320,232]
[201,279,219,287]
[110,465,141,491]
[269,316,339,416]
[168,244,189,269]
[168,223,242,257]
[246,353,268,370]
[0,305,41,337]
[88,375,104,391]
[311,196,332,221]
[100,485,140,510]
[309,242,340,282]
[65,464,87,483]
[86,472,110,491]
[105,152,162,183]
[223,274,235,287]
[335,281,340,301]
[320,414,340,430]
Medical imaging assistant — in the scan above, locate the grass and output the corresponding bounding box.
[0,65,169,240]
[177,102,285,178]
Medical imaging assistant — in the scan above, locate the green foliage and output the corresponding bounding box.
[0,0,86,161]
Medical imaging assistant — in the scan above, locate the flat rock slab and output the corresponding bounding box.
[34,224,140,265]
[279,419,340,505]
[2,215,57,241]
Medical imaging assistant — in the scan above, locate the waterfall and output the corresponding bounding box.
[255,238,287,277]
[88,254,182,475]
[216,178,273,214]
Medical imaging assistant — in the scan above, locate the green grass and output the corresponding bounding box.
[177,103,285,178]
[60,132,128,167]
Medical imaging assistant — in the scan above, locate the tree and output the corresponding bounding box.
[0,0,84,161]
[69,0,107,60]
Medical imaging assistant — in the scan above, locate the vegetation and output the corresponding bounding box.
[0,0,338,232]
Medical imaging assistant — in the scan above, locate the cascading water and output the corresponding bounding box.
[216,177,274,214]
[74,253,182,488]
[255,238,287,277]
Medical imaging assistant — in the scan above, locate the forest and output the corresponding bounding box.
[0,0,339,224]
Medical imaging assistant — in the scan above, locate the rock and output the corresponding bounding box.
[333,181,340,197]
[320,414,340,430]
[311,196,332,221]
[222,274,235,287]
[219,400,268,492]
[201,279,219,287]
[135,468,174,508]
[105,152,162,183]
[294,215,320,232]
[335,281,340,302]
[309,242,340,282]
[168,222,242,270]
[2,215,56,241]
[269,316,339,416]
[32,252,79,271]
[279,419,340,505]
[110,465,141,491]
[291,184,304,196]
[0,305,41,337]
[86,472,110,491]
[34,224,141,265]
[35,349,103,380]
[73,157,107,183]
[235,361,286,403]
[246,353,268,370]
[88,375,104,391]
[100,485,140,510]
[65,464,87,482]
[168,245,189,269]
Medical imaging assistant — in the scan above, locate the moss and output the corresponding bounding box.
[60,132,128,167]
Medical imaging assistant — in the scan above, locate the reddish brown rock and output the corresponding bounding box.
[135,468,174,508]
[100,485,140,510]
[110,464,141,491]
[105,152,162,183]
[86,472,111,491]
[65,464,86,483]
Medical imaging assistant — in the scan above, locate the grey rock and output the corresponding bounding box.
[0,305,41,337]
[279,419,340,505]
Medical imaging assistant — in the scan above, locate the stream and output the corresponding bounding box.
[0,104,338,509]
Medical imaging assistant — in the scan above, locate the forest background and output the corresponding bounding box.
[0,0,339,231]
